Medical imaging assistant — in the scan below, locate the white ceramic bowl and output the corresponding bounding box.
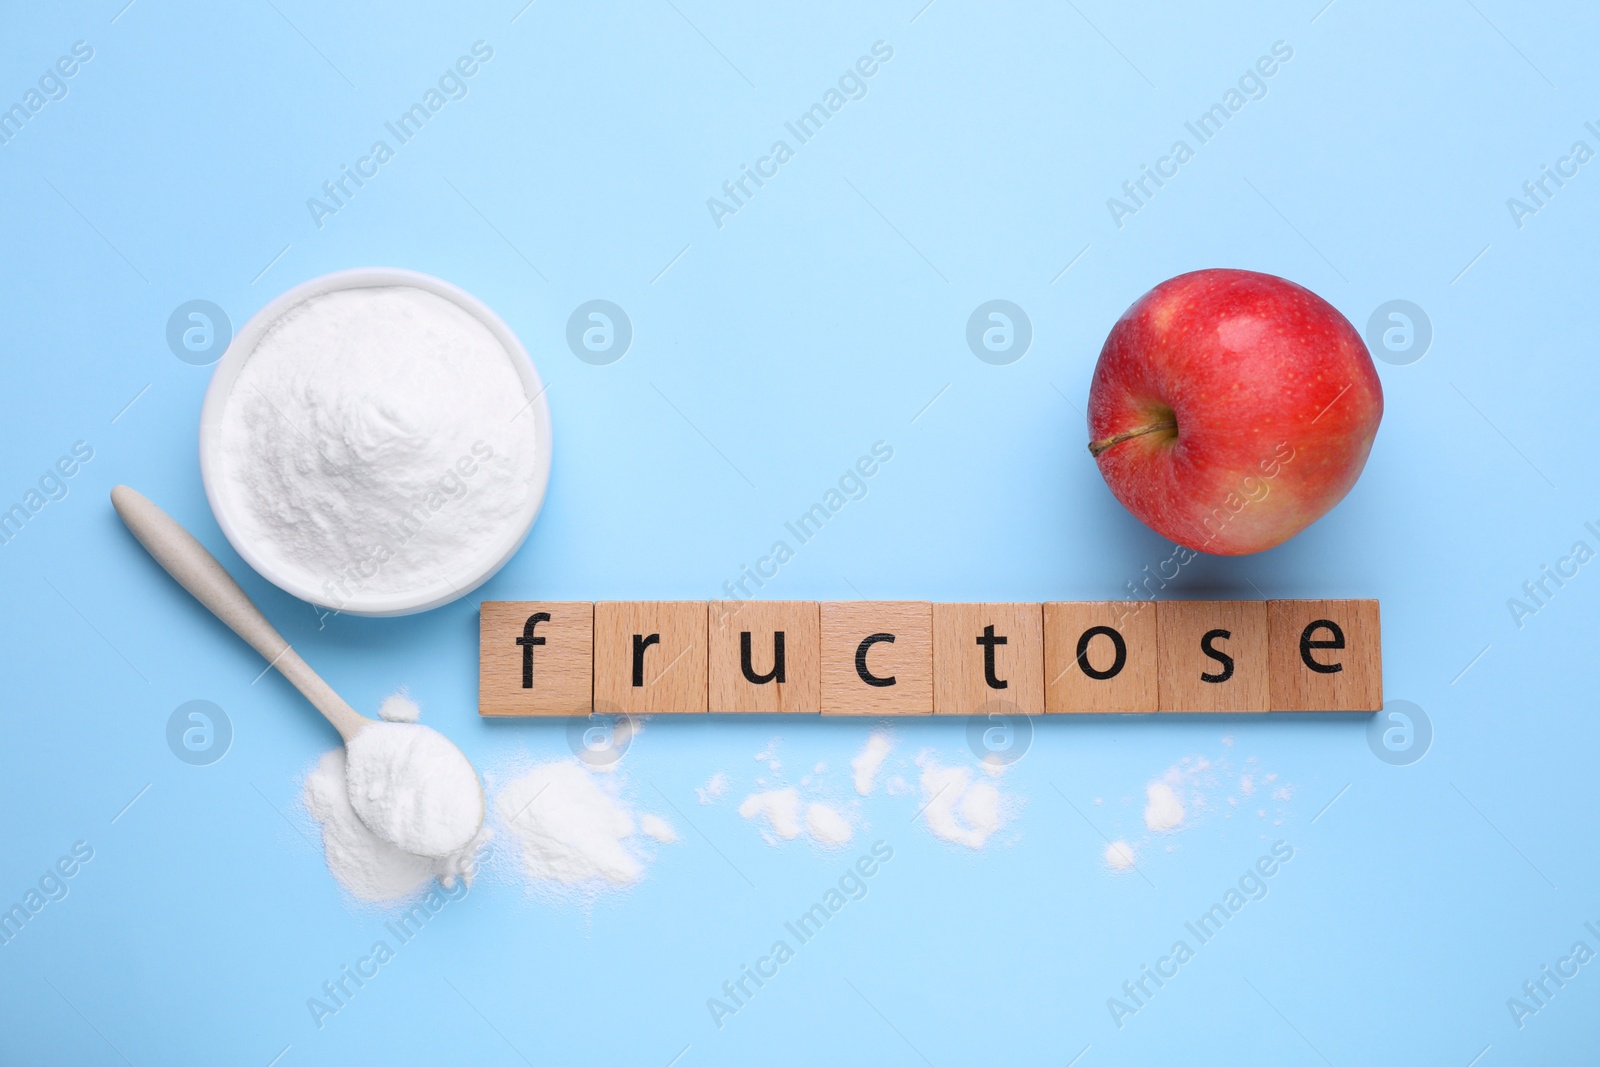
[199,268,552,617]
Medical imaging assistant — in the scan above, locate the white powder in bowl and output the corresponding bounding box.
[345,721,484,857]
[215,285,540,605]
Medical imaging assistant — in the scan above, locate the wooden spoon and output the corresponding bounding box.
[110,485,483,858]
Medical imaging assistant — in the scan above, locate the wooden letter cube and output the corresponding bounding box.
[479,602,595,716]
[1156,600,1269,712]
[1044,601,1159,713]
[708,601,820,713]
[932,603,1044,716]
[820,601,933,716]
[593,601,708,713]
[1268,599,1382,712]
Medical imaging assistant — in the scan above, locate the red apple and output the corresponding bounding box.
[1086,269,1382,555]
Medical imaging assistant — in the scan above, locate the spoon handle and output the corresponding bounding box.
[110,485,368,742]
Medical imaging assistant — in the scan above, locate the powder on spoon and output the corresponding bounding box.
[303,695,488,901]
[304,747,486,902]
[215,285,539,602]
[344,721,485,857]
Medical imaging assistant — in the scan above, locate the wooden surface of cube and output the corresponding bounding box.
[1267,599,1382,711]
[479,602,594,716]
[708,601,820,713]
[593,601,708,713]
[480,597,1377,716]
[1044,601,1159,713]
[820,601,933,715]
[931,603,1044,716]
[1156,600,1269,712]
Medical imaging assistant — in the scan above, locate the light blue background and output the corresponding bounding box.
[3,1,1596,1063]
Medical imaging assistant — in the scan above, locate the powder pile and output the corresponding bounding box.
[1143,782,1186,833]
[739,788,803,840]
[302,696,488,902]
[804,802,853,846]
[639,813,678,843]
[216,285,539,601]
[1104,841,1137,872]
[696,772,728,805]
[851,733,892,795]
[497,760,672,887]
[918,763,1003,848]
[377,691,421,723]
[345,721,485,857]
[739,788,854,847]
[304,748,487,902]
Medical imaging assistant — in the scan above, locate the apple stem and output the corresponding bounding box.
[1087,420,1178,458]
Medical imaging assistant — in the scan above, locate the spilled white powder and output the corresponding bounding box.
[1127,748,1293,841]
[216,285,539,600]
[497,761,650,887]
[696,772,728,805]
[851,733,893,795]
[918,763,1003,848]
[345,721,484,857]
[1105,840,1137,872]
[639,813,677,844]
[805,803,853,846]
[740,789,803,840]
[377,691,421,723]
[303,748,487,902]
[302,694,488,901]
[1144,782,1186,833]
[740,789,852,847]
